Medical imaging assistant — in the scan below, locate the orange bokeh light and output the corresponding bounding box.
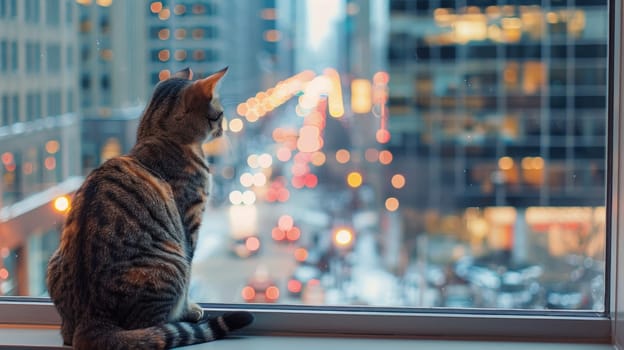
[294,248,308,262]
[391,174,406,189]
[272,227,286,241]
[288,279,302,293]
[385,197,400,211]
[241,286,256,300]
[336,149,350,164]
[245,236,261,251]
[286,227,301,241]
[376,129,391,144]
[278,215,294,231]
[150,1,163,13]
[379,150,393,165]
[265,286,280,300]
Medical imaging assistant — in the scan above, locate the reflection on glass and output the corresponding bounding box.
[0,0,608,312]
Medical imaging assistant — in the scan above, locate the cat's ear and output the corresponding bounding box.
[173,67,193,80]
[192,66,228,98]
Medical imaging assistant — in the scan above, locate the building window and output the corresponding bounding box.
[79,16,91,33]
[11,94,18,122]
[66,89,74,112]
[25,42,41,73]
[100,75,110,90]
[24,0,39,23]
[80,74,91,90]
[0,40,7,72]
[65,0,73,24]
[1,95,9,126]
[10,41,17,72]
[46,44,61,73]
[66,45,73,68]
[45,0,60,25]
[9,0,16,18]
[25,93,42,122]
[47,91,62,117]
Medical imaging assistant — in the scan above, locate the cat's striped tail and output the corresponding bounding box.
[72,311,254,350]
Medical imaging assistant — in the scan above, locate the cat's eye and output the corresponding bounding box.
[208,111,223,121]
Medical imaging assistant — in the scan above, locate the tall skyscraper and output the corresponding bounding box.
[0,0,81,296]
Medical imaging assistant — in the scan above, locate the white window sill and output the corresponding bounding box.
[0,324,613,350]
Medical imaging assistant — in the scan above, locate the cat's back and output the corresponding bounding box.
[49,155,184,284]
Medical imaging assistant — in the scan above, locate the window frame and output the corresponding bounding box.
[0,0,620,344]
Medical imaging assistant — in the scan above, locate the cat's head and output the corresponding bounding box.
[137,67,228,144]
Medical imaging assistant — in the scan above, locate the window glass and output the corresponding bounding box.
[0,0,609,314]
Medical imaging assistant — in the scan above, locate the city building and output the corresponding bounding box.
[0,0,296,296]
[147,0,269,103]
[0,0,81,296]
[386,1,607,265]
[77,0,148,172]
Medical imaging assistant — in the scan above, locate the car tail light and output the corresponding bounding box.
[265,286,280,301]
[288,279,302,293]
[286,227,301,241]
[272,227,286,241]
[294,248,308,262]
[241,286,256,301]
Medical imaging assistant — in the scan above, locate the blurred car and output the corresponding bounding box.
[271,226,301,243]
[241,268,280,303]
[230,235,261,258]
[287,263,322,298]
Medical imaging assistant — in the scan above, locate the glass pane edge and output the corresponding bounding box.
[0,301,610,342]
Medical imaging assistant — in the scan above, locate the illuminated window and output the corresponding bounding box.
[260,8,276,20]
[157,49,170,61]
[263,29,281,42]
[174,28,186,40]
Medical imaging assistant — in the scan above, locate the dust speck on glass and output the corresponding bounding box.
[0,0,608,312]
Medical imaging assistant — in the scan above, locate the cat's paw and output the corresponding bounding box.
[220,311,254,331]
[182,303,204,322]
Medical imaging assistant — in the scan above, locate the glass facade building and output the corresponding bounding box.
[384,0,607,309]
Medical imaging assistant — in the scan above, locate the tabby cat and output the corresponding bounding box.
[46,67,253,350]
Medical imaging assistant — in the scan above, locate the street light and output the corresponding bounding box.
[333,226,354,249]
[53,195,71,213]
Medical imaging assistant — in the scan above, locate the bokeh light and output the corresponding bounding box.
[385,197,400,211]
[278,215,294,231]
[391,174,406,189]
[379,150,393,165]
[336,149,350,164]
[53,196,70,213]
[229,118,244,133]
[376,129,391,144]
[347,171,363,188]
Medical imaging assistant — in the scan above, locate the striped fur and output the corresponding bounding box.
[46,67,253,350]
